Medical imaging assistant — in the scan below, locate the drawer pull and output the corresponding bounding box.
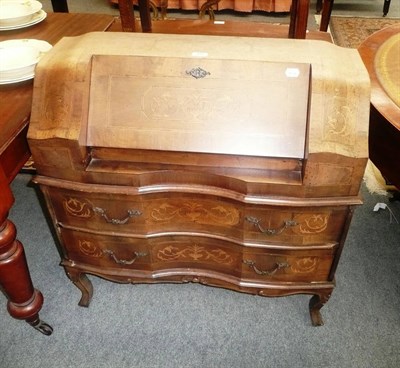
[92,207,142,225]
[245,216,297,235]
[243,260,290,276]
[103,250,147,265]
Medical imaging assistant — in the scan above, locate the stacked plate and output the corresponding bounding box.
[0,39,52,84]
[0,0,47,31]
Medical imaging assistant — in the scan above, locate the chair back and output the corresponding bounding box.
[119,0,151,32]
[117,0,311,39]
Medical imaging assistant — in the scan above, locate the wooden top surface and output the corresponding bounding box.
[0,12,116,151]
[375,32,400,108]
[358,24,400,132]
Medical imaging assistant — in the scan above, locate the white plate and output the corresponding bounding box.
[0,39,52,84]
[0,73,34,85]
[0,1,42,27]
[0,9,46,31]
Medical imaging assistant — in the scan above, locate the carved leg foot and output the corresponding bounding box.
[27,315,54,335]
[309,291,332,326]
[65,267,93,307]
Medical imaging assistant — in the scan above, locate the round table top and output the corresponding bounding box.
[375,32,400,108]
[358,23,400,131]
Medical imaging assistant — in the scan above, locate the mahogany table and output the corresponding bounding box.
[0,12,116,335]
[358,24,400,192]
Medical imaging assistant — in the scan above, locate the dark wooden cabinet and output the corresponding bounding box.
[28,33,370,326]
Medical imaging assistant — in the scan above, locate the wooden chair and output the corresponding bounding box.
[118,0,312,39]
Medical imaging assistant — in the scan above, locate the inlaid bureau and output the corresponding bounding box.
[28,32,370,326]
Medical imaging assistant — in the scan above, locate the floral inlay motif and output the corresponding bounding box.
[79,240,103,257]
[298,214,329,234]
[64,198,92,218]
[290,257,318,273]
[150,201,239,225]
[157,244,234,265]
[324,89,356,147]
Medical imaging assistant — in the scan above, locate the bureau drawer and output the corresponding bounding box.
[242,248,334,282]
[45,188,242,237]
[47,188,144,231]
[59,229,150,271]
[58,229,243,276]
[44,186,349,246]
[58,227,334,283]
[244,206,349,245]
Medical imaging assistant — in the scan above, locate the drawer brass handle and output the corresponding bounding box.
[103,250,147,265]
[245,216,297,235]
[243,260,290,276]
[92,207,142,225]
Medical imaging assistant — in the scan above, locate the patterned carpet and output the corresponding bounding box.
[330,16,400,48]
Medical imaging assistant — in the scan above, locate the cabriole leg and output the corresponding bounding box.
[309,291,332,326]
[65,267,93,307]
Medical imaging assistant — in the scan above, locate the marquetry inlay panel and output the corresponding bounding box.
[148,200,240,226]
[79,240,103,257]
[156,244,235,265]
[291,257,319,273]
[64,198,93,218]
[296,214,329,234]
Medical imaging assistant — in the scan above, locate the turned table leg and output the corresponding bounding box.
[0,218,53,335]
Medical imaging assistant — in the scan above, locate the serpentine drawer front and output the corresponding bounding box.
[56,228,334,282]
[44,186,349,246]
[28,33,370,326]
